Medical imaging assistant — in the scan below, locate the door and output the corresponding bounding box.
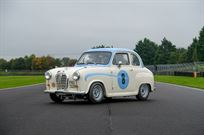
[129,52,142,93]
[111,53,135,93]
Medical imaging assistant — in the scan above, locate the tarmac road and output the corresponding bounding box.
[0,83,204,135]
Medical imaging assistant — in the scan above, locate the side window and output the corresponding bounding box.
[131,53,140,66]
[113,53,130,65]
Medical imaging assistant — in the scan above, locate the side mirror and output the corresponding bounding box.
[118,61,122,67]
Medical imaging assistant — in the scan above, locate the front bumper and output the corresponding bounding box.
[44,89,86,95]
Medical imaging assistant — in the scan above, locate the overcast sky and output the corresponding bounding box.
[0,0,203,59]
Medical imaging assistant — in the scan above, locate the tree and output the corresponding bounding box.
[68,59,77,66]
[187,38,197,62]
[32,57,43,70]
[54,58,62,67]
[61,57,70,66]
[155,37,176,64]
[169,48,187,64]
[134,38,158,65]
[0,58,8,70]
[92,45,113,49]
[187,26,204,62]
[9,57,26,70]
[42,55,56,69]
[176,48,187,63]
[197,26,204,61]
[24,54,35,70]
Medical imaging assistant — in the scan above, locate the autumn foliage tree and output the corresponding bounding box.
[0,55,77,70]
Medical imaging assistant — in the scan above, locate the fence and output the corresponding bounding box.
[146,62,204,77]
[1,62,204,77]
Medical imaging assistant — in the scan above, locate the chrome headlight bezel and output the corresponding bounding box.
[45,71,52,80]
[72,71,80,81]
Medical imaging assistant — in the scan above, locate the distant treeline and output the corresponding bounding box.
[0,26,204,70]
[134,26,204,65]
[0,56,77,70]
[93,26,204,65]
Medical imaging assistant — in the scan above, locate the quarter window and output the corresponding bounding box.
[113,53,130,65]
[131,53,140,66]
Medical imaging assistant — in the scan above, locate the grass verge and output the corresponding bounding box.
[155,75,204,90]
[0,71,44,76]
[0,76,44,89]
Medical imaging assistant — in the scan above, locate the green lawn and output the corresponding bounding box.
[0,76,44,89]
[155,75,204,90]
[1,75,203,90]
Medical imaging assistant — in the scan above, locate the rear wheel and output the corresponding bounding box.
[136,84,150,101]
[49,93,65,103]
[88,83,104,103]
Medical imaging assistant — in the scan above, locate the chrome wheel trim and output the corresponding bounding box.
[140,85,149,98]
[92,85,103,101]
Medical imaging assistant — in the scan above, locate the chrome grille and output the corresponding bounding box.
[56,73,68,90]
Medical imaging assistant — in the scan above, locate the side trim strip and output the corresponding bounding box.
[85,73,116,81]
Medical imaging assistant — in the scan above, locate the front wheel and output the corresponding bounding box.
[49,93,65,103]
[88,83,104,103]
[136,84,150,101]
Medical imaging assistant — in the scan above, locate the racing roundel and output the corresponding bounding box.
[117,70,129,89]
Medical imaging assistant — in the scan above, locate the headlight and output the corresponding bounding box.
[45,71,52,80]
[72,71,80,81]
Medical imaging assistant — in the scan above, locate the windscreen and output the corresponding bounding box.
[77,51,112,65]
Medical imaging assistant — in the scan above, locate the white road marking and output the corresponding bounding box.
[0,83,45,91]
[156,82,204,92]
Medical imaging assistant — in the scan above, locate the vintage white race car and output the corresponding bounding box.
[44,48,155,103]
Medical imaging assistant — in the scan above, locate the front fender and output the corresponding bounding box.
[85,79,106,94]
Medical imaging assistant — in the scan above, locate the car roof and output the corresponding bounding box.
[86,48,136,54]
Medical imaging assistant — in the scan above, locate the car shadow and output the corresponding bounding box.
[47,97,156,106]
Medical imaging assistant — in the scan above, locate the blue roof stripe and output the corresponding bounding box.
[86,48,135,53]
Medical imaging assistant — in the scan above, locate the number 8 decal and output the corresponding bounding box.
[118,70,129,89]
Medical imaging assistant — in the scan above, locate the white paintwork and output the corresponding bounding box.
[44,48,155,97]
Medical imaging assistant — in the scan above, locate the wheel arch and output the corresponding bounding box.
[139,83,152,92]
[87,80,107,97]
[146,83,152,91]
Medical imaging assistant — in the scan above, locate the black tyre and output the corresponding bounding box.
[136,84,150,101]
[88,83,104,103]
[49,93,65,103]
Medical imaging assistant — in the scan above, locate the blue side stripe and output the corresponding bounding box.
[85,73,116,81]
